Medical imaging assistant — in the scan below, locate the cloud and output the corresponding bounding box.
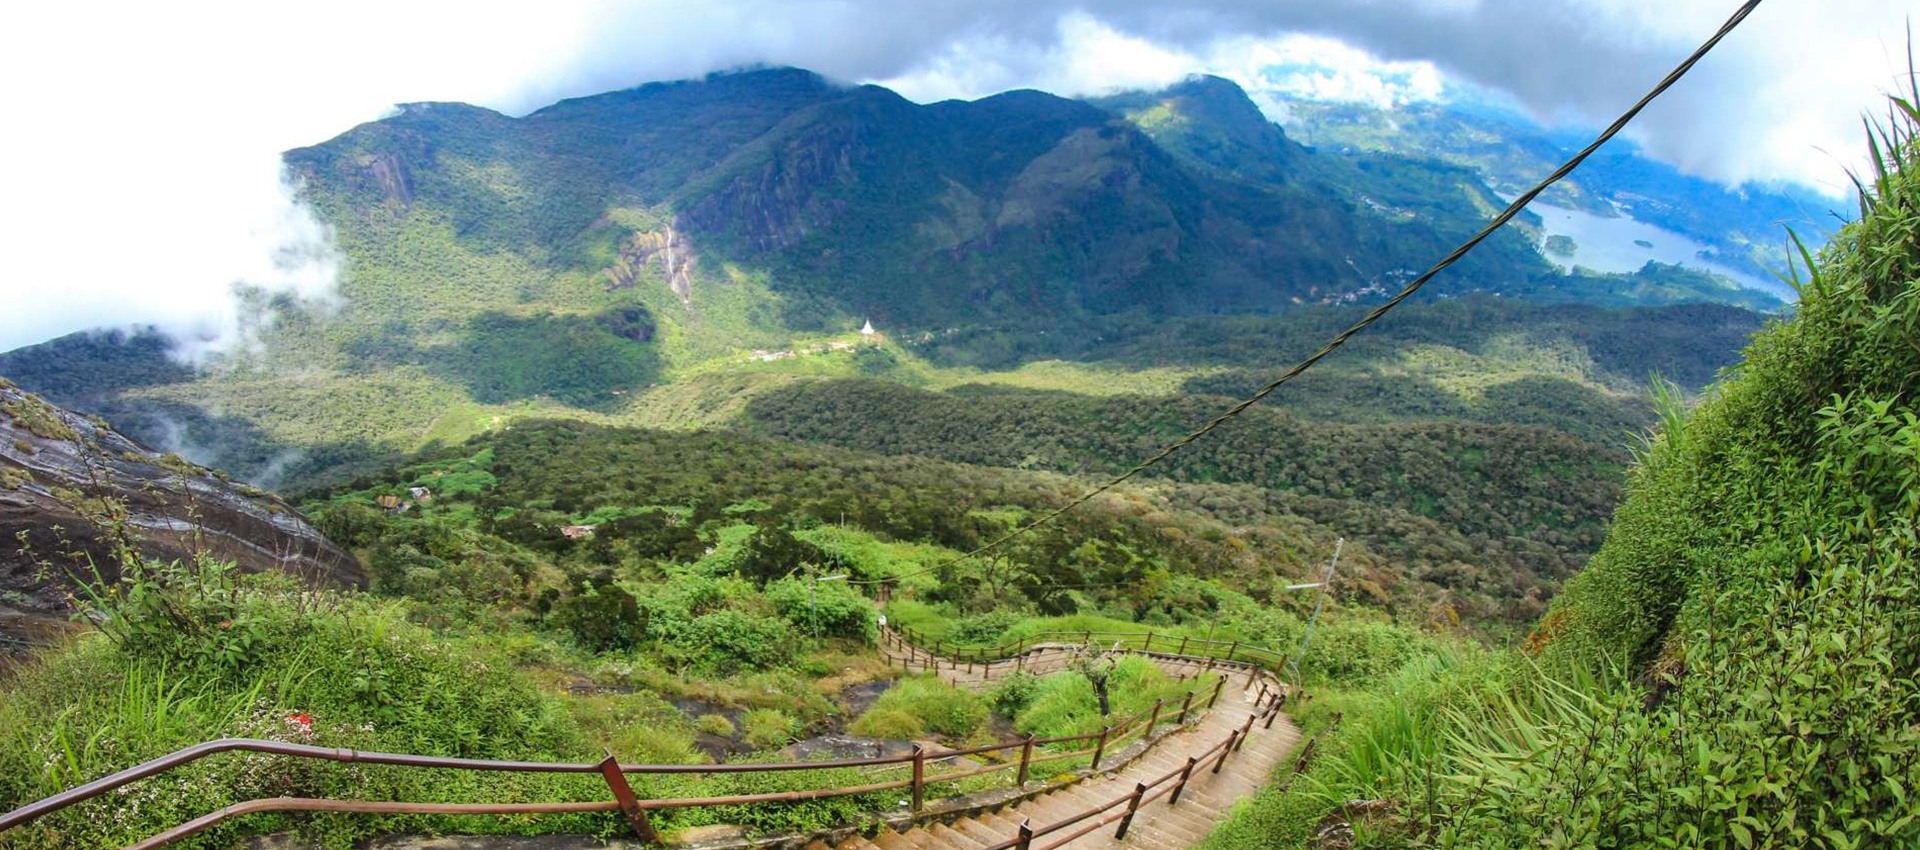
[0,0,1904,351]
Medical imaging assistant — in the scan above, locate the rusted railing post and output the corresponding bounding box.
[1213,731,1238,773]
[1091,726,1111,770]
[1178,635,1188,655]
[1083,629,1091,648]
[1115,781,1148,839]
[1236,714,1255,750]
[598,754,659,843]
[1017,650,1025,672]
[1227,640,1239,662]
[1265,692,1286,729]
[1176,691,1194,724]
[1147,698,1163,733]
[911,744,926,811]
[1016,733,1036,785]
[1016,818,1034,850]
[1144,631,1154,652]
[1254,683,1268,707]
[1208,675,1226,709]
[1169,755,1199,805]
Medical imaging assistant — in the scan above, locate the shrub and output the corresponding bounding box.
[1298,617,1428,685]
[948,610,1021,644]
[617,725,704,765]
[849,676,987,739]
[680,610,795,674]
[0,564,597,850]
[740,708,798,749]
[848,708,923,740]
[696,713,737,738]
[547,582,645,652]
[1015,657,1189,739]
[987,672,1040,718]
[765,576,877,643]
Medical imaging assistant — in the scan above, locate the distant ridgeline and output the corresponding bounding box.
[0,68,1780,495]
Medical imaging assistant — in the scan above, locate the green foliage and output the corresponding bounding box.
[431,309,663,409]
[985,672,1041,719]
[681,610,796,675]
[0,565,596,850]
[847,707,922,740]
[1297,616,1432,685]
[0,327,194,404]
[734,522,834,586]
[739,708,798,749]
[1013,657,1189,740]
[745,376,1625,613]
[850,676,987,739]
[696,713,736,738]
[548,582,645,652]
[764,576,876,643]
[1232,95,1920,849]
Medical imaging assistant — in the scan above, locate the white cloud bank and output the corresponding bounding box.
[0,0,1907,352]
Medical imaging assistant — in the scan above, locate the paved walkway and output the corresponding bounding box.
[823,632,1303,850]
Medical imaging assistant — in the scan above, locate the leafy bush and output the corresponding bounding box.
[765,576,876,643]
[1015,656,1193,740]
[986,672,1041,719]
[1298,617,1429,685]
[680,610,796,674]
[547,582,645,652]
[948,610,1021,644]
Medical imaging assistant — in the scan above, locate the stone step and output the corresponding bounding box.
[872,828,918,850]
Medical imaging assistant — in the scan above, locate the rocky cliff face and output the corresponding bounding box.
[0,381,362,646]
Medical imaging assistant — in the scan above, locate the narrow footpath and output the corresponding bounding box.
[826,630,1303,850]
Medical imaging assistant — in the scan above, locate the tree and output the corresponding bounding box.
[1067,646,1122,717]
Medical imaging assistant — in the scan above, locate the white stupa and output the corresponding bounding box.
[860,319,876,337]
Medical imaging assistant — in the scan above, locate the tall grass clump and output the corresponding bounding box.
[1203,86,1920,850]
[0,559,601,850]
[1424,87,1920,847]
[849,676,987,739]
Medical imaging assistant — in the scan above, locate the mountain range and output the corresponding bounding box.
[0,68,1785,495]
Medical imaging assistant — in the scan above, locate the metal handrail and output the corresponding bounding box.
[885,625,1287,672]
[2,635,1282,850]
[975,693,1288,850]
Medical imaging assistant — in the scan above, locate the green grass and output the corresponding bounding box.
[848,676,987,740]
[1012,656,1199,741]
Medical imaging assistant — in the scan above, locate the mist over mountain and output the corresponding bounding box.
[0,68,1778,492]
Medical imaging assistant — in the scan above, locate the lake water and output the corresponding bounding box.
[1523,201,1791,299]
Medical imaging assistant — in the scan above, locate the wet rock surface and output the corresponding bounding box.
[0,383,363,645]
[784,733,915,761]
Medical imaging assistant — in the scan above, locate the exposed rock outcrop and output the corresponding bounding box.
[0,381,363,647]
[605,224,698,305]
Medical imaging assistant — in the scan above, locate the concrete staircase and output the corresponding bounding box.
[833,632,1302,850]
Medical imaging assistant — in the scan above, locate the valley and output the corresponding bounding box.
[5,44,1911,850]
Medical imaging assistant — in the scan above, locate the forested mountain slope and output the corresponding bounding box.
[0,68,1779,496]
[1199,98,1920,850]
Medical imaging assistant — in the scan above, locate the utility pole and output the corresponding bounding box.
[810,572,849,639]
[1287,538,1342,689]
